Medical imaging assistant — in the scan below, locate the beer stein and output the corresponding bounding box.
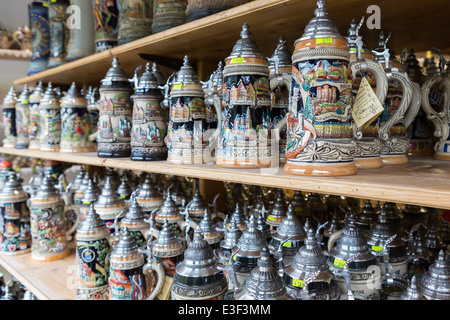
[27,1,50,75]
[373,32,418,165]
[0,173,31,255]
[2,87,18,148]
[109,227,164,300]
[134,173,164,216]
[355,200,378,234]
[163,55,211,164]
[117,0,153,45]
[184,178,209,223]
[15,85,30,149]
[47,0,69,68]
[419,250,450,300]
[98,57,133,158]
[234,248,294,300]
[66,0,95,61]
[400,275,426,300]
[327,220,381,300]
[284,1,386,176]
[28,170,79,261]
[266,190,288,228]
[268,36,292,164]
[118,197,151,248]
[421,48,450,160]
[407,228,433,280]
[39,83,62,152]
[289,191,310,223]
[75,204,111,300]
[93,0,119,53]
[60,82,96,153]
[28,82,45,150]
[130,63,167,161]
[196,210,224,254]
[218,217,242,265]
[425,226,446,261]
[117,174,132,201]
[226,202,247,231]
[151,0,187,34]
[284,229,340,300]
[73,171,91,206]
[171,231,228,300]
[185,0,249,22]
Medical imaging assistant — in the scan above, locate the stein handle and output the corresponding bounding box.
[178,219,198,238]
[327,230,343,252]
[62,193,80,241]
[207,96,223,152]
[420,75,449,140]
[378,70,413,141]
[88,131,98,142]
[269,74,291,92]
[144,258,166,300]
[350,60,389,140]
[403,81,422,128]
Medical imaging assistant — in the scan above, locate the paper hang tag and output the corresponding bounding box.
[157,275,174,301]
[351,77,384,130]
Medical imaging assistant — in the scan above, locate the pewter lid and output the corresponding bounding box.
[401,276,426,300]
[426,57,439,76]
[404,49,425,83]
[101,57,131,87]
[62,82,84,103]
[257,212,272,239]
[0,172,26,197]
[123,197,147,222]
[356,200,378,225]
[373,31,397,63]
[235,215,268,254]
[268,36,292,70]
[197,210,224,244]
[268,192,287,219]
[152,219,185,257]
[156,192,182,220]
[30,81,44,102]
[77,204,108,234]
[409,230,434,260]
[117,175,132,199]
[135,63,159,93]
[71,167,86,190]
[289,191,309,213]
[3,86,17,103]
[135,175,162,200]
[104,167,121,188]
[111,227,140,256]
[226,23,264,60]
[40,83,60,103]
[324,213,344,236]
[76,172,91,196]
[95,176,125,207]
[34,170,60,198]
[272,204,306,241]
[151,62,166,86]
[174,55,199,85]
[295,0,345,44]
[235,248,293,300]
[220,217,242,250]
[17,85,30,104]
[425,226,446,253]
[187,179,208,214]
[419,250,450,300]
[229,202,247,230]
[80,178,100,203]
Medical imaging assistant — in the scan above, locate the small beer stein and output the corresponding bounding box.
[2,87,18,148]
[39,83,62,152]
[15,85,30,149]
[28,82,45,150]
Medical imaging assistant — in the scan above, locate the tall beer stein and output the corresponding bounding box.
[27,1,50,75]
[2,87,18,148]
[15,85,31,149]
[39,83,62,152]
[93,0,119,53]
[28,170,79,261]
[421,48,450,160]
[284,0,387,176]
[28,82,45,150]
[98,57,133,158]
[117,0,153,45]
[47,0,69,68]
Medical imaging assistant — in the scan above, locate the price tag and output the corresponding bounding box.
[316,37,332,44]
[21,100,29,104]
[282,241,292,248]
[267,215,275,221]
[157,276,173,301]
[351,77,384,130]
[292,278,305,288]
[372,245,383,252]
[82,200,91,205]
[232,254,237,261]
[121,195,126,199]
[173,83,183,90]
[231,57,244,64]
[333,257,346,268]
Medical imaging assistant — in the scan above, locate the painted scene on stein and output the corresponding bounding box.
[131,100,166,147]
[99,92,132,142]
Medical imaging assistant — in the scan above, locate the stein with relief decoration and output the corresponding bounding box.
[2,87,18,148]
[15,85,31,149]
[28,82,45,150]
[284,0,387,176]
[39,83,62,152]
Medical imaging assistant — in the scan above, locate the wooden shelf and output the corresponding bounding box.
[1,147,450,210]
[13,0,450,87]
[0,250,75,300]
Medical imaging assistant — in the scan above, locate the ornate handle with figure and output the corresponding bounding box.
[400,48,422,128]
[139,239,165,300]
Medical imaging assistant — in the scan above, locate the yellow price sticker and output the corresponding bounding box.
[316,37,332,44]
[267,215,275,221]
[173,83,183,90]
[292,278,305,288]
[82,200,91,205]
[231,57,244,64]
[282,241,292,248]
[334,257,346,268]
[233,255,237,261]
[372,245,383,252]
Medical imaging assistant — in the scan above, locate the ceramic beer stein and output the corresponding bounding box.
[134,173,164,215]
[28,170,79,261]
[163,55,211,164]
[0,173,31,255]
[93,0,119,53]
[117,0,153,45]
[2,87,18,148]
[346,19,389,169]
[47,0,69,68]
[78,178,100,226]
[28,1,50,75]
[151,0,187,34]
[39,83,62,152]
[75,204,111,300]
[419,250,450,300]
[66,0,95,61]
[268,36,292,164]
[283,229,340,300]
[118,197,151,248]
[285,1,389,176]
[98,57,133,158]
[171,231,228,300]
[60,82,96,153]
[234,247,294,300]
[372,32,417,165]
[15,85,31,149]
[109,227,164,300]
[130,63,168,161]
[28,82,45,150]
[216,23,278,169]
[421,48,450,160]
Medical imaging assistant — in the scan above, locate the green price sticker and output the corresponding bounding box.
[316,37,332,44]
[334,257,346,268]
[231,57,244,64]
[267,215,275,221]
[173,83,183,90]
[282,241,292,248]
[82,200,91,205]
[232,255,237,261]
[372,245,383,252]
[292,278,305,288]
[121,195,126,199]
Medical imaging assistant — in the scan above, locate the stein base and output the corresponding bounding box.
[131,152,168,161]
[167,156,206,165]
[354,157,383,169]
[284,161,357,177]
[31,249,71,262]
[15,145,29,149]
[60,147,96,153]
[381,154,408,165]
[40,147,60,152]
[434,153,450,161]
[28,145,40,151]
[2,144,16,148]
[216,157,274,169]
[0,248,31,256]
[97,151,131,158]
